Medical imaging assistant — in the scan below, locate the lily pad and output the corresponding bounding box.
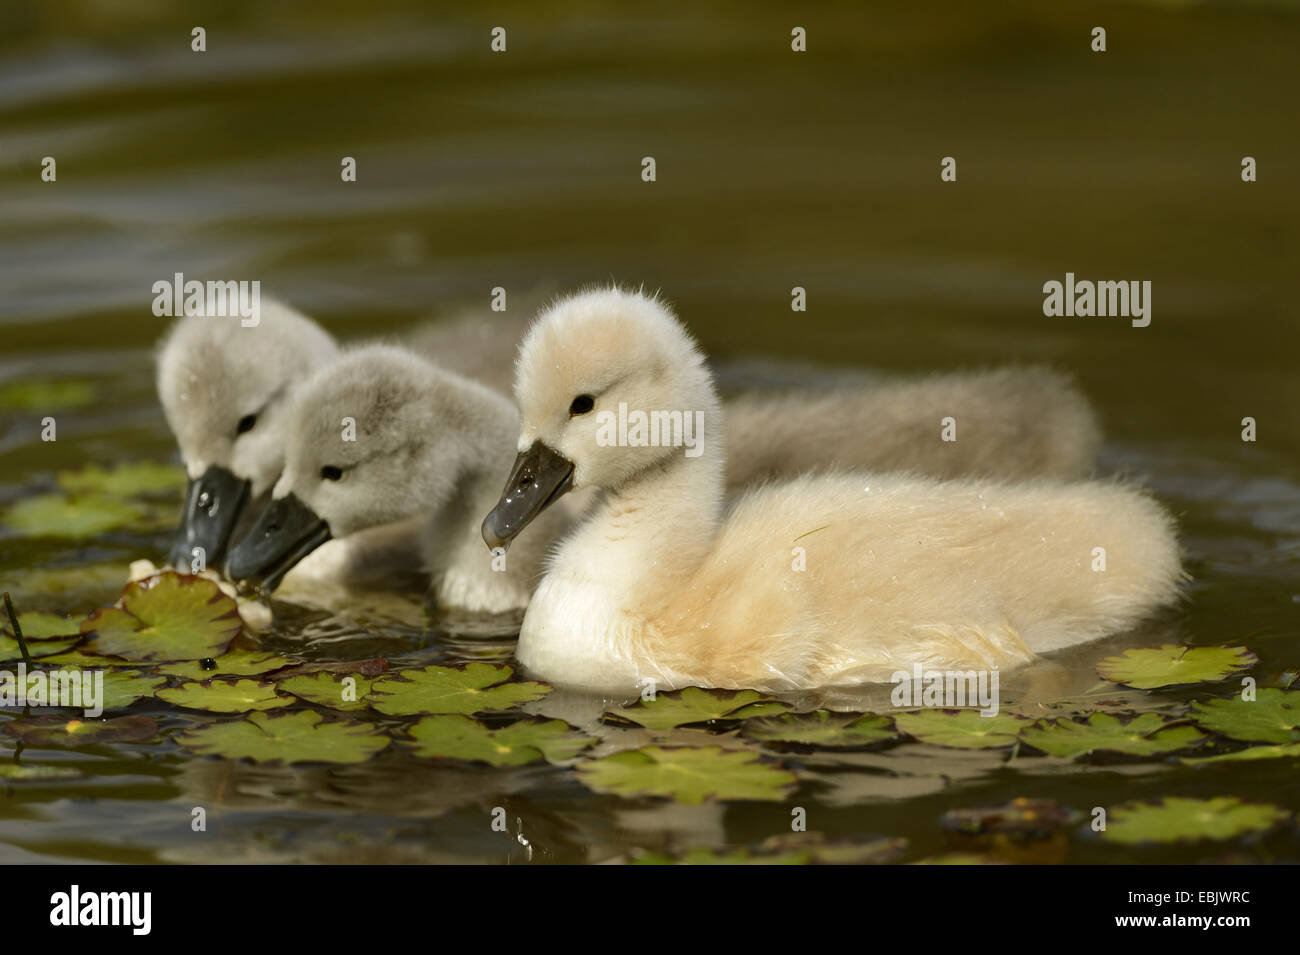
[576,745,797,804]
[632,847,808,865]
[4,494,143,538]
[279,671,377,711]
[80,573,242,662]
[38,649,137,668]
[4,715,158,746]
[1,611,79,639]
[1019,712,1206,759]
[1182,742,1300,765]
[0,763,81,781]
[604,687,788,731]
[159,650,295,681]
[1103,796,1291,845]
[407,714,595,766]
[157,679,293,713]
[741,710,895,748]
[894,709,1028,749]
[0,379,94,412]
[1190,689,1300,744]
[0,633,79,664]
[368,663,550,716]
[57,461,184,497]
[100,671,167,709]
[176,710,390,765]
[1096,645,1257,690]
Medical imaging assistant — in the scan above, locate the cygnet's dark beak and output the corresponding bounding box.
[226,493,331,593]
[167,465,251,571]
[482,441,574,551]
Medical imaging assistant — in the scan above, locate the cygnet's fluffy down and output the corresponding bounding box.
[482,287,1182,693]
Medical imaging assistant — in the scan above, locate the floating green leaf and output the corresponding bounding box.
[279,671,376,711]
[1103,796,1291,845]
[80,573,242,662]
[407,714,594,766]
[1190,689,1300,744]
[604,687,788,731]
[38,649,136,668]
[157,679,293,713]
[100,671,167,709]
[4,494,143,538]
[0,632,79,664]
[368,663,550,716]
[1096,645,1257,689]
[159,650,295,681]
[742,710,895,748]
[576,745,797,804]
[632,847,808,865]
[894,709,1028,749]
[1019,712,1205,759]
[4,715,158,746]
[176,710,391,765]
[0,379,94,412]
[0,763,81,780]
[1,611,78,639]
[1183,742,1300,765]
[57,462,184,498]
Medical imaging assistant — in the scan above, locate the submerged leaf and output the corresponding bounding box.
[368,663,550,716]
[157,679,293,713]
[1096,645,1256,690]
[279,671,377,711]
[4,715,158,746]
[407,714,595,766]
[576,745,797,804]
[1190,689,1300,744]
[604,686,788,731]
[1103,796,1290,845]
[742,710,895,748]
[1019,712,1205,759]
[176,710,390,765]
[80,572,242,662]
[894,709,1027,749]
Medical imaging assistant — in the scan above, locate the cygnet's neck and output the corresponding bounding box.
[422,393,549,613]
[556,438,725,618]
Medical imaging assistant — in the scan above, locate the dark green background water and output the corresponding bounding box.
[0,0,1296,863]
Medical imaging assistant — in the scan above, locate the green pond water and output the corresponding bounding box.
[0,0,1297,863]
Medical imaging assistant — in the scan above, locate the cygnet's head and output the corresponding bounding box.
[482,287,718,550]
[226,345,515,591]
[156,299,339,568]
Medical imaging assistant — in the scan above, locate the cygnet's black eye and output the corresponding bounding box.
[236,413,257,435]
[568,394,595,416]
[321,466,344,481]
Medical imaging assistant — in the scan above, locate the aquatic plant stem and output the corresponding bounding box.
[2,591,33,667]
